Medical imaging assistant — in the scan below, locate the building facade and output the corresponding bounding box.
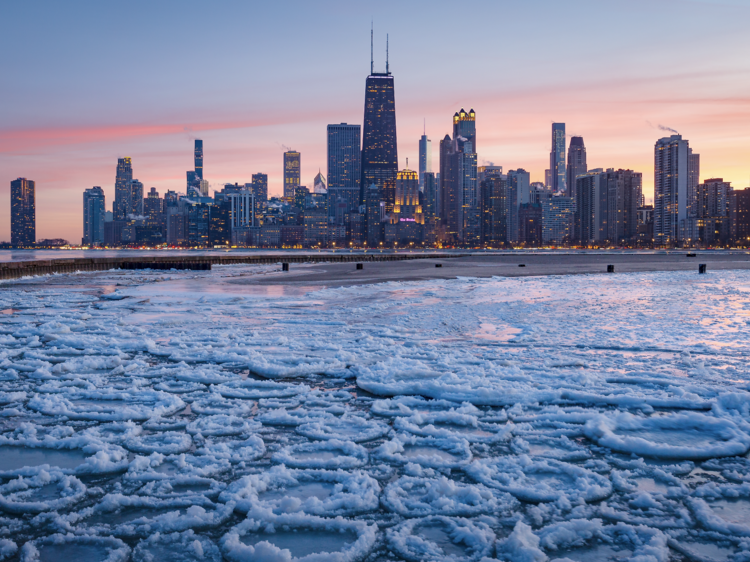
[327,124,361,191]
[542,193,575,245]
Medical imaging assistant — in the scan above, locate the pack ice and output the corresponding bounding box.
[1,264,750,561]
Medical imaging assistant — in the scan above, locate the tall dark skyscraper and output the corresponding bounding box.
[361,32,398,209]
[114,157,133,219]
[194,139,204,180]
[10,178,35,247]
[452,109,476,153]
[284,151,301,200]
[550,123,566,194]
[327,124,361,190]
[566,136,587,199]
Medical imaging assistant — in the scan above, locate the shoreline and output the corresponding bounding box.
[228,252,750,289]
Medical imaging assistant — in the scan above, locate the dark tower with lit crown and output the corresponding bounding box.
[361,28,398,211]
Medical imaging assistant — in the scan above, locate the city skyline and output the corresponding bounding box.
[2,0,750,242]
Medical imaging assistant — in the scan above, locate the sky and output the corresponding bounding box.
[1,0,749,243]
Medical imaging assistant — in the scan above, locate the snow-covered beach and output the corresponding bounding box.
[1,261,750,561]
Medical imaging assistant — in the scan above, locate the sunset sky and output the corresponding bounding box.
[2,0,749,242]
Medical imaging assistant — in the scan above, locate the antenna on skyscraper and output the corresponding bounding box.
[386,34,389,74]
[423,118,426,135]
[370,22,374,75]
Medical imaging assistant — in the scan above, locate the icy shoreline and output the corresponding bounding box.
[1,266,750,561]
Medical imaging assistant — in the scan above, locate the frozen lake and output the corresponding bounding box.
[1,263,750,561]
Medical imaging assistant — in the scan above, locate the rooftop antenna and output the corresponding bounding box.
[386,34,389,74]
[423,118,426,136]
[370,22,373,75]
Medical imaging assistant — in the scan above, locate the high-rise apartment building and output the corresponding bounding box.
[361,41,398,208]
[82,186,106,245]
[327,124,361,190]
[542,193,575,245]
[10,178,36,247]
[684,178,732,245]
[731,188,750,245]
[419,132,432,191]
[566,136,586,199]
[519,203,543,247]
[114,157,133,220]
[284,151,301,200]
[575,168,642,245]
[453,109,476,154]
[654,134,692,245]
[550,123,566,194]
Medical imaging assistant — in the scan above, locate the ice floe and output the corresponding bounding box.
[387,515,495,561]
[221,508,378,562]
[272,439,367,469]
[467,455,612,504]
[220,465,380,516]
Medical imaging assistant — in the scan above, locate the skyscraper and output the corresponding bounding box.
[422,172,439,223]
[393,167,421,220]
[251,173,268,204]
[566,136,586,199]
[654,134,691,245]
[441,136,478,244]
[507,169,531,243]
[250,173,268,225]
[128,180,144,217]
[284,151,301,200]
[194,140,204,180]
[327,124,361,190]
[361,32,398,209]
[452,109,476,154]
[419,131,432,191]
[439,134,454,231]
[478,166,507,246]
[83,186,106,245]
[550,123,566,194]
[114,157,133,220]
[312,171,326,194]
[575,168,642,245]
[10,178,35,247]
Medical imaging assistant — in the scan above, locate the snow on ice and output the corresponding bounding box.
[1,265,750,560]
